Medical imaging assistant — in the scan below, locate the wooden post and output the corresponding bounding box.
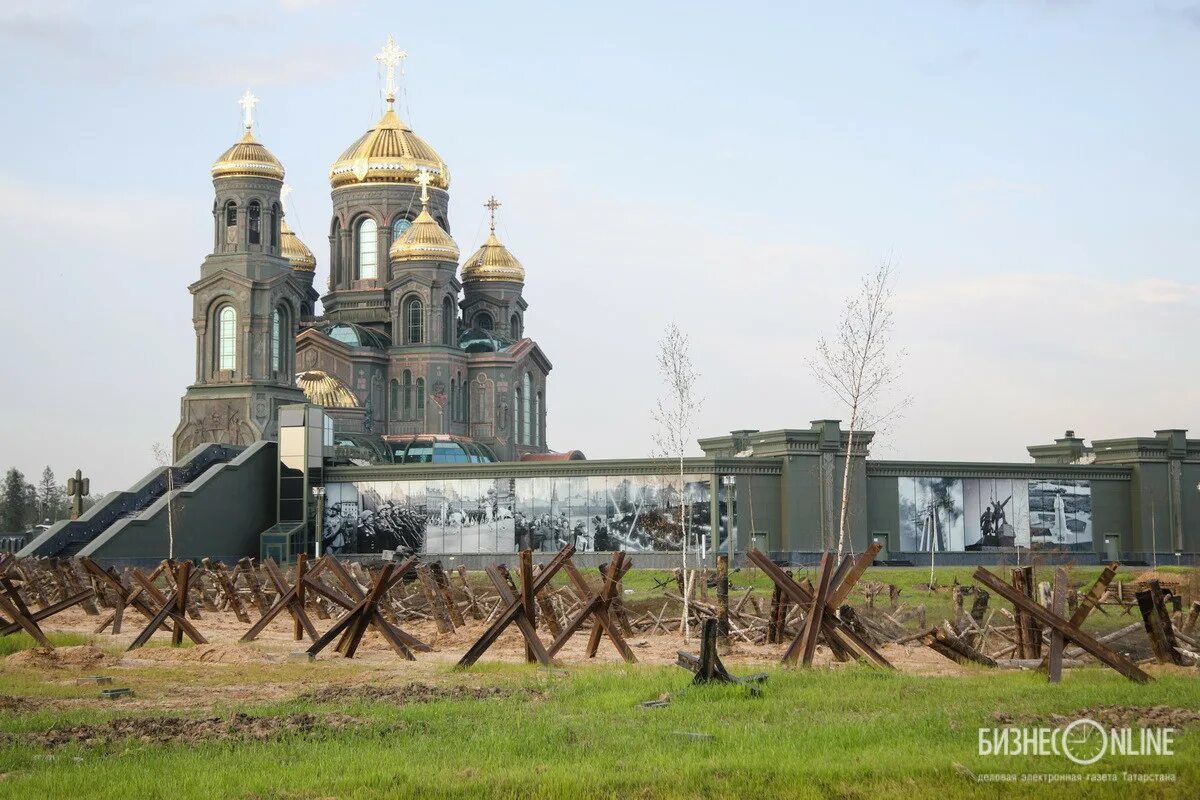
[293,554,307,641]
[1136,580,1185,666]
[1046,568,1067,682]
[430,561,465,628]
[715,554,730,650]
[520,550,536,663]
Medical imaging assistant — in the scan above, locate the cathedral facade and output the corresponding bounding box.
[175,39,552,463]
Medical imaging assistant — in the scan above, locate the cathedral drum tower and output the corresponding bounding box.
[292,36,554,461]
[173,92,309,456]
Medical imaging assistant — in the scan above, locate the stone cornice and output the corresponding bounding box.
[867,460,1133,481]
[326,456,784,483]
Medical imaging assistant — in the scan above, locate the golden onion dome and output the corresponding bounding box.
[212,129,285,181]
[279,218,316,271]
[462,231,525,283]
[296,370,359,408]
[388,207,460,263]
[329,108,449,190]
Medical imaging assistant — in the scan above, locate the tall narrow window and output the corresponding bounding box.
[475,311,493,331]
[331,219,342,286]
[449,379,456,423]
[442,296,454,344]
[402,370,412,418]
[271,308,282,373]
[457,372,465,421]
[405,297,424,344]
[510,314,521,339]
[357,217,378,280]
[390,379,399,419]
[535,391,543,447]
[218,306,237,372]
[225,201,237,245]
[522,373,532,445]
[415,378,425,415]
[270,204,280,249]
[248,201,261,245]
[515,386,523,444]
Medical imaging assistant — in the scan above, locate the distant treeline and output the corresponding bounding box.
[1,467,104,533]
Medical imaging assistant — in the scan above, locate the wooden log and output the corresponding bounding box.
[1136,580,1185,666]
[973,567,1150,683]
[715,554,730,650]
[416,564,454,634]
[430,562,465,628]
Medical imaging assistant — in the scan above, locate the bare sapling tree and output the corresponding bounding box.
[651,322,704,642]
[152,443,175,560]
[809,261,908,558]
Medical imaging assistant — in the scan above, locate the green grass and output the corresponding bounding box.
[0,663,1196,798]
[0,631,91,656]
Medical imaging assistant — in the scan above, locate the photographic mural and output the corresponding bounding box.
[898,477,1092,552]
[322,475,721,556]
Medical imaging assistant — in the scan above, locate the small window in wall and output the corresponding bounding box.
[357,218,378,280]
[270,204,280,249]
[248,201,261,245]
[390,379,399,419]
[218,305,236,371]
[406,297,424,344]
[392,217,411,240]
[510,314,521,339]
[271,308,282,373]
[442,296,455,344]
[402,370,412,417]
[521,372,532,445]
[475,311,493,331]
[225,202,237,244]
[415,377,425,415]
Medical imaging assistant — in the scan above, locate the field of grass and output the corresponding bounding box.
[0,563,1194,798]
[0,660,1196,798]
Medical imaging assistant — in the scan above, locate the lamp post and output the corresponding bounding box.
[1176,550,1183,568]
[312,486,326,558]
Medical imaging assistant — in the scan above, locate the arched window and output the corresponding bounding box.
[391,216,411,241]
[224,201,238,244]
[475,311,493,331]
[330,219,342,286]
[248,201,261,245]
[271,308,282,374]
[457,371,466,421]
[402,370,412,418]
[535,391,543,447]
[515,385,523,444]
[415,378,425,416]
[390,379,399,419]
[217,305,237,372]
[405,296,424,344]
[449,379,456,423]
[510,314,521,339]
[442,296,454,344]
[270,204,280,249]
[522,373,532,445]
[356,217,378,280]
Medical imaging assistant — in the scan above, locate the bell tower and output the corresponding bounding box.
[173,90,307,457]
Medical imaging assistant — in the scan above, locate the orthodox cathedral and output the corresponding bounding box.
[174,37,553,464]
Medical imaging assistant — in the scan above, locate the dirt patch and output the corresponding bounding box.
[0,695,44,713]
[996,705,1200,729]
[24,712,358,747]
[302,681,519,704]
[7,646,115,670]
[120,644,279,665]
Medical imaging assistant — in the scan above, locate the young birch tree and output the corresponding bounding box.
[651,323,704,643]
[808,261,908,557]
[152,443,176,560]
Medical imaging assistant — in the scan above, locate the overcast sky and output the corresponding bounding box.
[1,0,1197,492]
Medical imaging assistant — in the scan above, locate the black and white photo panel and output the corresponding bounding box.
[897,477,965,552]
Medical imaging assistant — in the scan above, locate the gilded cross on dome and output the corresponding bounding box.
[238,89,259,130]
[375,35,407,106]
[414,168,432,205]
[484,195,501,232]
